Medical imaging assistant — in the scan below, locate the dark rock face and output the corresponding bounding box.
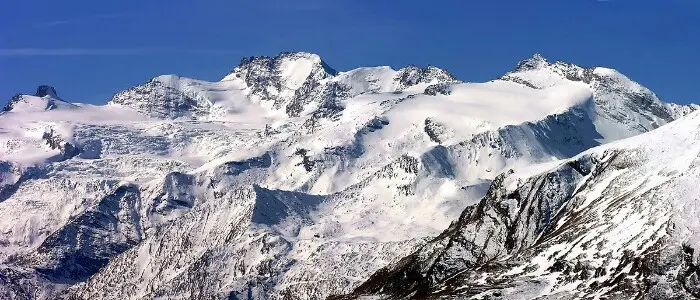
[232,56,285,105]
[28,184,142,283]
[294,148,315,172]
[679,245,700,298]
[109,80,206,119]
[220,152,273,176]
[395,65,458,90]
[423,118,448,144]
[554,61,596,84]
[42,129,82,160]
[424,83,453,96]
[35,86,58,98]
[362,116,390,134]
[0,267,40,299]
[2,95,24,112]
[287,81,350,118]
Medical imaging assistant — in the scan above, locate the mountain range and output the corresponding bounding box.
[0,52,698,299]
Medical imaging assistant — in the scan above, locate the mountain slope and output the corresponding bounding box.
[0,52,696,299]
[340,111,700,300]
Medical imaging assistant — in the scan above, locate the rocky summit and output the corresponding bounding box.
[0,52,698,299]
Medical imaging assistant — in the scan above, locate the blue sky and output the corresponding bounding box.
[1,0,698,104]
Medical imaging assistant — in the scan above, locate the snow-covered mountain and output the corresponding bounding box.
[0,52,696,299]
[3,85,76,114]
[340,107,700,300]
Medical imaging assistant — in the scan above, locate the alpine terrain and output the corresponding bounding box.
[0,52,697,299]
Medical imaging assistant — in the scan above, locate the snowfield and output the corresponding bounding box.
[0,52,696,299]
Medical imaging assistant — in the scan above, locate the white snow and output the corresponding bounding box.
[333,66,400,95]
[278,55,318,90]
[377,80,592,144]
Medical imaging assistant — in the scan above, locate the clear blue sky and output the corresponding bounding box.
[1,0,698,104]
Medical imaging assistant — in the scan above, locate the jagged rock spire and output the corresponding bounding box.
[35,85,58,98]
[513,53,550,72]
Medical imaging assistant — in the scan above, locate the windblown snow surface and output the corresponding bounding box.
[0,52,696,299]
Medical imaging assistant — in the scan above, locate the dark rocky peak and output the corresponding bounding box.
[109,79,207,119]
[423,65,458,83]
[35,85,59,98]
[513,53,550,72]
[395,65,422,86]
[234,56,275,77]
[395,65,458,90]
[510,54,594,81]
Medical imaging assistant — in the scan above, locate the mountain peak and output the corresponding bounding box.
[394,64,458,89]
[276,51,323,63]
[35,85,59,98]
[108,78,208,119]
[512,53,550,72]
[229,51,337,80]
[424,65,458,82]
[217,51,343,116]
[531,52,546,61]
[277,51,338,76]
[2,85,74,113]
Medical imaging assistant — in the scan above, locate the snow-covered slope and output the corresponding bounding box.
[342,110,700,300]
[0,52,696,299]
